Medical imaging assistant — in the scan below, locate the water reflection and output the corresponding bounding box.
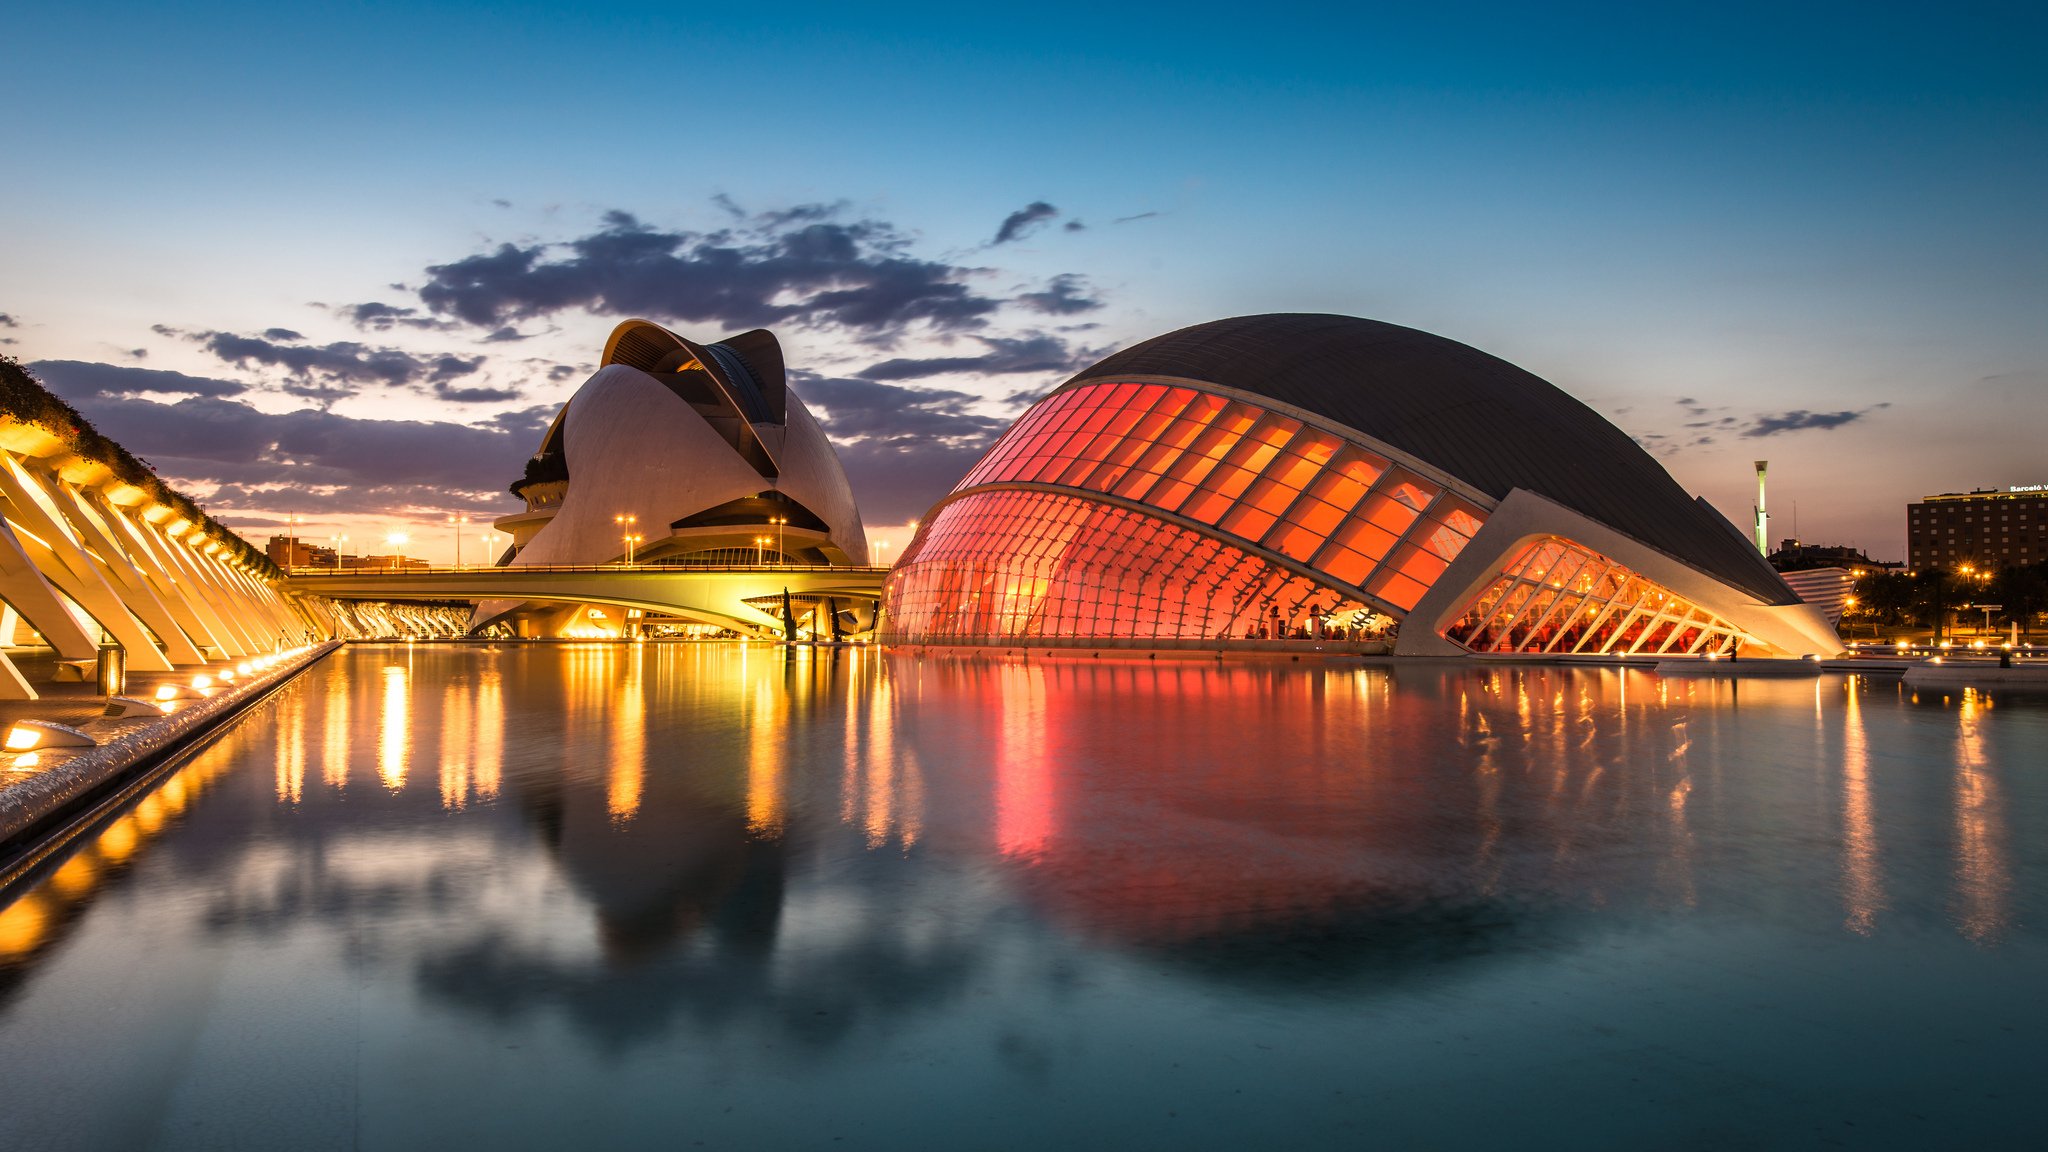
[1,646,2044,1104]
[1841,677,1884,935]
[378,662,408,791]
[1952,688,2010,944]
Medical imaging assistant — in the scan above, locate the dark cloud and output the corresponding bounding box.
[992,201,1059,245]
[30,359,250,399]
[1064,219,1086,232]
[481,326,531,343]
[546,364,579,382]
[1015,273,1101,316]
[491,198,512,209]
[480,403,558,440]
[794,373,1013,524]
[337,301,453,333]
[49,385,529,515]
[857,334,1085,382]
[0,313,16,327]
[194,329,487,402]
[1113,211,1161,224]
[1742,406,1886,437]
[262,327,304,342]
[414,206,1002,342]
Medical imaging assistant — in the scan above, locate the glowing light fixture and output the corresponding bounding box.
[5,721,99,751]
[191,674,213,690]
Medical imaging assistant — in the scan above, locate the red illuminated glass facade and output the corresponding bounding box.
[1442,538,1747,656]
[953,381,1486,611]
[883,489,1369,642]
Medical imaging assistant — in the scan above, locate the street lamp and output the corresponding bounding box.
[754,535,768,566]
[481,530,501,565]
[285,511,302,571]
[386,532,409,571]
[331,533,347,572]
[771,515,787,565]
[875,539,890,567]
[614,514,638,564]
[450,512,469,568]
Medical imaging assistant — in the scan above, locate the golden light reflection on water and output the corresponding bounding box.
[1840,678,1884,935]
[378,664,409,792]
[845,660,923,850]
[607,647,645,822]
[745,661,785,837]
[474,668,502,802]
[1952,688,2009,944]
[322,680,350,790]
[275,685,306,805]
[440,678,473,810]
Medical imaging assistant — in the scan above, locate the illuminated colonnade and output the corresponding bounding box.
[0,419,328,698]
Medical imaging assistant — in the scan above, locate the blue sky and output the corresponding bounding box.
[5,1,2044,561]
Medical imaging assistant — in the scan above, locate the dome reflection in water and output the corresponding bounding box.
[0,645,2042,1150]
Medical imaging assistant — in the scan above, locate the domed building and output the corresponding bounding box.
[880,314,1843,658]
[479,320,869,637]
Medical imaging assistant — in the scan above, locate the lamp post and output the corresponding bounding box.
[285,511,302,571]
[331,533,347,572]
[450,512,468,568]
[481,530,501,566]
[771,515,787,565]
[614,514,638,565]
[875,539,889,567]
[386,532,408,571]
[754,535,768,566]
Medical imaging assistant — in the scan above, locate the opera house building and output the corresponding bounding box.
[481,321,869,637]
[879,314,1844,658]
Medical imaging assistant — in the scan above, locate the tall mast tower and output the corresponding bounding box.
[1753,460,1769,555]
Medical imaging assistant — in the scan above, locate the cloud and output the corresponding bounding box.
[0,313,16,327]
[29,359,250,399]
[1064,219,1087,232]
[335,301,454,333]
[856,334,1086,382]
[413,205,1005,342]
[1015,273,1101,316]
[191,328,490,402]
[39,384,530,515]
[992,201,1059,245]
[1742,405,1887,438]
[794,372,1014,524]
[1113,211,1161,224]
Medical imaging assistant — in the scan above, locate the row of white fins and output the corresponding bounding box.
[0,436,328,700]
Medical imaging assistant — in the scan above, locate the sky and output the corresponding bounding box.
[4,0,2045,565]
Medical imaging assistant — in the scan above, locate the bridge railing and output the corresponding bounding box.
[285,563,894,577]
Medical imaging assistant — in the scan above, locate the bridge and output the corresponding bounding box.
[285,563,892,639]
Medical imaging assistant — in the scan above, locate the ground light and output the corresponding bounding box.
[191,674,213,690]
[5,720,100,751]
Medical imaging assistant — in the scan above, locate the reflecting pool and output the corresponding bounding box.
[2,644,2044,1149]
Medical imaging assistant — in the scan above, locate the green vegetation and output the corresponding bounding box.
[0,354,281,578]
[509,450,567,499]
[1847,563,2048,641]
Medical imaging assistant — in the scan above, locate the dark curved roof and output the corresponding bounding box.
[1072,313,1795,605]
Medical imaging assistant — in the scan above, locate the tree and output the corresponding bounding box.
[1852,570,1916,631]
[1991,562,2048,639]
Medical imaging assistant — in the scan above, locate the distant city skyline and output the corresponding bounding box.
[6,1,2044,564]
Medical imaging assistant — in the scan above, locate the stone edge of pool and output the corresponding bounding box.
[0,641,343,857]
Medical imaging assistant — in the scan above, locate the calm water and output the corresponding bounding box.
[1,644,2044,1150]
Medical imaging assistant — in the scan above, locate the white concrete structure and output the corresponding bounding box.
[0,419,328,699]
[480,321,869,637]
